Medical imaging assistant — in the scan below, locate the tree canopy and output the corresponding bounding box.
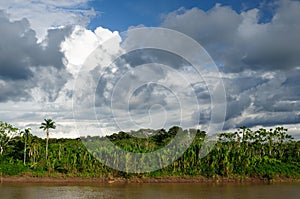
[0,121,299,180]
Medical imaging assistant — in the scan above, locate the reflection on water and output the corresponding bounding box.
[0,183,299,199]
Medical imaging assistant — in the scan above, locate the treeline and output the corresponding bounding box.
[0,121,299,180]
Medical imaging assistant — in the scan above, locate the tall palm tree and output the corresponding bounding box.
[40,119,56,160]
[21,128,32,165]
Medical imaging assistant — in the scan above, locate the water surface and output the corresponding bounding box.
[0,183,299,199]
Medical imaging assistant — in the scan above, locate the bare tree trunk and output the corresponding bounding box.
[46,130,49,160]
[33,145,36,163]
[23,139,27,165]
[58,143,61,160]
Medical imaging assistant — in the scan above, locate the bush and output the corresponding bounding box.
[0,162,29,176]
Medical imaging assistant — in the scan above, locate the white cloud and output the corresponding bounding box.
[0,0,95,40]
[61,25,121,76]
[162,0,300,72]
[160,0,300,139]
[0,6,122,138]
[1,0,300,140]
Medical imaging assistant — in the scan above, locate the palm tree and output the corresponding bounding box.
[21,128,32,165]
[40,119,56,160]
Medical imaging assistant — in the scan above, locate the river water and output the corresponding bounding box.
[0,183,299,199]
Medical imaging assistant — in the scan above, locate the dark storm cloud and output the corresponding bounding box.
[0,80,31,102]
[34,26,73,70]
[234,112,300,129]
[0,12,37,80]
[221,69,300,129]
[0,10,73,102]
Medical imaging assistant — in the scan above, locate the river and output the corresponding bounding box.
[0,183,299,199]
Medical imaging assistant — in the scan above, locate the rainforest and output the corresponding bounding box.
[0,120,299,182]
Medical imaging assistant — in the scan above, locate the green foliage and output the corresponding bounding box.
[0,161,29,176]
[0,121,299,180]
[0,121,19,156]
[40,119,56,160]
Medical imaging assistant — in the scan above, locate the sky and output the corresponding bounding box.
[0,0,300,139]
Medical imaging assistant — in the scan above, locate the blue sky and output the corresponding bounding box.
[88,0,274,31]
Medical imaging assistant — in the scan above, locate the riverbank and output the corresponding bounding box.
[1,125,299,186]
[1,175,299,185]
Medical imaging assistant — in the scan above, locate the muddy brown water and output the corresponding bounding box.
[0,182,299,199]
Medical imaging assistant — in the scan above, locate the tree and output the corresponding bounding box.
[21,128,32,165]
[0,121,19,156]
[40,119,56,160]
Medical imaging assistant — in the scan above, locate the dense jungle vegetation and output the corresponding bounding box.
[0,120,299,180]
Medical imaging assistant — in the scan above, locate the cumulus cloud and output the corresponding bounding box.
[67,26,220,134]
[162,0,300,72]
[0,11,73,103]
[1,0,300,139]
[161,0,300,134]
[0,0,95,40]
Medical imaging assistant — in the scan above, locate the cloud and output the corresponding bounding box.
[67,27,213,133]
[0,0,95,40]
[162,0,300,72]
[0,79,31,102]
[221,69,300,130]
[0,11,72,102]
[1,0,300,140]
[160,0,300,134]
[0,13,36,80]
